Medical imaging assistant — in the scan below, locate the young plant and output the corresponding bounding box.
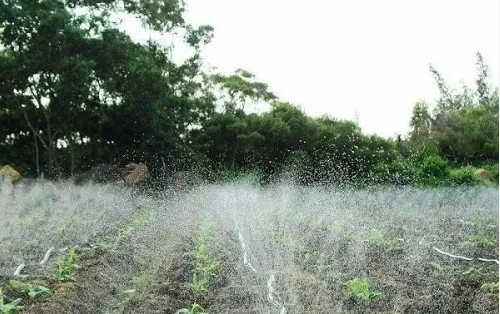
[8,280,52,299]
[0,288,23,314]
[189,228,220,293]
[481,282,499,294]
[175,303,206,314]
[55,249,80,282]
[345,278,382,304]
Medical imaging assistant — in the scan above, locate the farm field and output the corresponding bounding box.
[0,181,498,314]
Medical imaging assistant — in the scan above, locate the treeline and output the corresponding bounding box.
[0,0,498,186]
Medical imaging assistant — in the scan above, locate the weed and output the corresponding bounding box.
[325,269,344,282]
[55,249,80,282]
[0,288,23,314]
[366,230,402,252]
[345,278,382,304]
[460,267,486,282]
[481,282,499,294]
[8,280,52,299]
[430,262,458,276]
[175,303,206,314]
[464,234,496,248]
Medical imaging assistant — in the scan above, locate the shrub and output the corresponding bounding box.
[420,155,449,184]
[483,164,499,184]
[449,166,480,185]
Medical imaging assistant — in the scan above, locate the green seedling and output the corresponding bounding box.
[0,288,23,314]
[189,227,220,293]
[345,278,382,304]
[9,280,52,299]
[481,282,499,294]
[55,249,80,282]
[175,303,206,314]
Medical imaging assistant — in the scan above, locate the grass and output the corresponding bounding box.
[345,278,382,304]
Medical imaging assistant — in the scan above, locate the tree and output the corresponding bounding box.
[0,0,215,176]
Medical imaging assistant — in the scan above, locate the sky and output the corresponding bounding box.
[125,0,499,138]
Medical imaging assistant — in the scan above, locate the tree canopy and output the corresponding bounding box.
[0,0,498,186]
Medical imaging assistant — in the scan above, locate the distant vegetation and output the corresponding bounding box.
[0,0,498,186]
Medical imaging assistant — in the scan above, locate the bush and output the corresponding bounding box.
[483,164,499,184]
[449,166,480,185]
[419,155,450,185]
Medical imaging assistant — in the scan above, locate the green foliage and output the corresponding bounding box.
[449,166,479,185]
[481,282,499,294]
[366,230,403,253]
[345,278,382,304]
[8,280,52,299]
[0,0,496,186]
[0,288,22,314]
[460,267,486,282]
[55,249,80,282]
[483,164,499,183]
[409,54,499,165]
[175,303,206,314]
[465,234,496,248]
[419,155,449,185]
[189,227,220,293]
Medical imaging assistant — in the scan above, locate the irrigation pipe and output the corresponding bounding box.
[432,247,499,264]
[39,247,55,265]
[477,258,500,265]
[13,263,25,276]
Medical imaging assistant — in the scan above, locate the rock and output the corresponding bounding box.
[474,168,494,182]
[122,163,150,185]
[0,165,21,182]
[1,165,21,197]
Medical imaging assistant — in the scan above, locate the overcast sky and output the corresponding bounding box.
[124,0,499,137]
[181,0,500,137]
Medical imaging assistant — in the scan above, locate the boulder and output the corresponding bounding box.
[0,165,21,182]
[122,163,150,185]
[474,168,494,182]
[1,165,21,197]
